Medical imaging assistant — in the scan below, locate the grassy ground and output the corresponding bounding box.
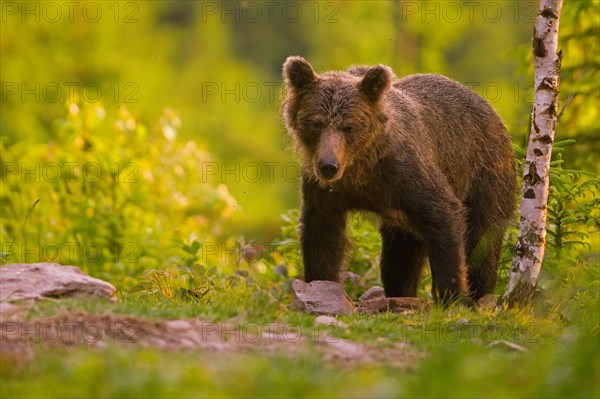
[1,267,598,399]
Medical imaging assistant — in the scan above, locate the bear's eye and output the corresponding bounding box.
[307,121,324,132]
[341,125,355,134]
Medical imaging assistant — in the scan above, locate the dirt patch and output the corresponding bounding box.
[0,312,421,368]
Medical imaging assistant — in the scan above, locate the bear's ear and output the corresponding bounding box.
[359,65,393,102]
[283,56,317,91]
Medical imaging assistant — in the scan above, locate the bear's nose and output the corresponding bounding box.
[318,161,339,180]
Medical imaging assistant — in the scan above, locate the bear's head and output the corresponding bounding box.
[282,56,392,185]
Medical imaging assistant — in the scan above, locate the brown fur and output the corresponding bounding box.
[282,56,517,304]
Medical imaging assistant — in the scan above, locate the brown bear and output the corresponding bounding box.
[282,56,516,304]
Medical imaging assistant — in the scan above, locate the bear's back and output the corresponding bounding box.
[393,74,501,124]
[389,74,512,200]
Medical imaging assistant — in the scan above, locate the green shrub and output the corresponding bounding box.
[0,103,240,288]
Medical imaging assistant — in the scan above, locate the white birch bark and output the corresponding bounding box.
[499,0,564,307]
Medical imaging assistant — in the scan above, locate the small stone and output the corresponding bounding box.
[341,271,360,285]
[359,286,385,301]
[456,318,469,325]
[165,320,193,331]
[323,339,364,359]
[476,294,500,310]
[488,340,529,353]
[291,279,356,315]
[314,315,348,330]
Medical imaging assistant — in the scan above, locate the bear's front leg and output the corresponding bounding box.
[299,179,349,282]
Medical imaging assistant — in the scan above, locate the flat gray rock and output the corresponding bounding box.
[291,279,356,315]
[357,297,431,314]
[0,263,116,303]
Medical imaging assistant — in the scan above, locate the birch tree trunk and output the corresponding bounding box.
[499,0,564,307]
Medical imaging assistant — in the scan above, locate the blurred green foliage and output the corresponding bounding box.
[1,0,597,298]
[3,1,596,239]
[1,103,241,287]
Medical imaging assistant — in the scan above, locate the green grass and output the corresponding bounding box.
[1,347,401,399]
[3,266,598,399]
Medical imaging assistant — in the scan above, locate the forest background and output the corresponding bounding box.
[1,1,598,397]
